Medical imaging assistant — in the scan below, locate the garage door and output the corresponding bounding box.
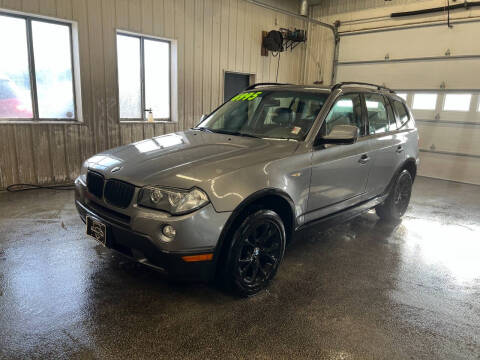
[335,20,480,185]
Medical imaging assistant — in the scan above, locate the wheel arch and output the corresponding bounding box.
[384,157,417,197]
[403,157,417,180]
[213,188,296,278]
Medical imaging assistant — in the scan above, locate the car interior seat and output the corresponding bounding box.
[271,107,293,126]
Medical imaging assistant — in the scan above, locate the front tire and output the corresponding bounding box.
[224,209,286,297]
[376,169,413,221]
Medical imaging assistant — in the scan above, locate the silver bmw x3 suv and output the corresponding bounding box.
[75,82,419,296]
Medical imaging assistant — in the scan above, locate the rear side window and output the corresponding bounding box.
[393,100,410,127]
[365,93,389,135]
[323,93,365,136]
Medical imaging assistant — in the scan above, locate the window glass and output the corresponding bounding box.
[199,91,328,140]
[443,93,471,111]
[365,93,389,135]
[393,100,409,127]
[0,15,33,118]
[412,93,437,110]
[117,34,141,118]
[396,93,407,101]
[323,94,364,136]
[385,97,397,131]
[0,13,79,120]
[144,39,170,119]
[32,21,74,118]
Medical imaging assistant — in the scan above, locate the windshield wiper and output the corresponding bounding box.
[208,129,262,139]
[193,127,261,139]
[191,127,214,133]
[232,132,262,139]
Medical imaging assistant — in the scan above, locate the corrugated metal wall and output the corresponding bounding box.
[303,6,334,86]
[0,0,308,189]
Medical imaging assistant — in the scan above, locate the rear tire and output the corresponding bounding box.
[224,209,286,297]
[376,169,413,221]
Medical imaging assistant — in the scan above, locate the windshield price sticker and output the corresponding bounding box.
[231,92,262,101]
[291,126,301,135]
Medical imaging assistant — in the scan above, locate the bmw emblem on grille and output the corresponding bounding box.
[111,166,122,173]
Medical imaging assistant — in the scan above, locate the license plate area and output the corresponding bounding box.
[86,216,107,246]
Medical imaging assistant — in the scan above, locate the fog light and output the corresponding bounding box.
[162,225,176,239]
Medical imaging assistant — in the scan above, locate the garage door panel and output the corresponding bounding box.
[339,21,480,63]
[337,20,480,184]
[419,151,480,185]
[417,123,480,156]
[336,59,480,90]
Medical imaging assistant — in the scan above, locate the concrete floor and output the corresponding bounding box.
[0,177,479,359]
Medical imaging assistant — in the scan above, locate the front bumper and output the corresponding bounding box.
[74,178,231,281]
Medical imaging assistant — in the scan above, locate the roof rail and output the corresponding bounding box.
[332,82,395,93]
[244,82,293,91]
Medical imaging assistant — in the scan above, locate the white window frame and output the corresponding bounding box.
[0,8,83,124]
[116,30,178,123]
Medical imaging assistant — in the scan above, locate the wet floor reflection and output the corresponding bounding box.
[401,217,480,284]
[1,177,479,359]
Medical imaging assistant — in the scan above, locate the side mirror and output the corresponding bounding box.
[200,114,207,122]
[316,124,359,146]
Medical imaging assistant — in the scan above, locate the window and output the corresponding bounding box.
[396,93,407,101]
[443,93,472,111]
[412,93,437,110]
[365,93,389,134]
[392,100,410,127]
[117,35,141,118]
[0,12,78,120]
[117,32,170,121]
[323,94,364,136]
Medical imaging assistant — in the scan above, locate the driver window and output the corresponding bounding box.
[323,94,363,136]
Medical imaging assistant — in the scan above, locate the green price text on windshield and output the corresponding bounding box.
[231,92,262,101]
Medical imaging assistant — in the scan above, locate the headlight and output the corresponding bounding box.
[137,187,209,215]
[79,161,88,183]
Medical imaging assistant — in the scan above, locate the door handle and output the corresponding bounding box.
[396,145,404,153]
[358,154,370,164]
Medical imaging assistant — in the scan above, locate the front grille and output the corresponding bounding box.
[87,171,104,198]
[104,179,135,209]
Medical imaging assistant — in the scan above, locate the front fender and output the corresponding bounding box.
[204,151,312,224]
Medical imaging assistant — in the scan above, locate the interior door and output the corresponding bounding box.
[224,72,250,101]
[306,93,373,222]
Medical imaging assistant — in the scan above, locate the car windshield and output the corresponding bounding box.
[196,90,329,140]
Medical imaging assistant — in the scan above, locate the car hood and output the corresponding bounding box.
[86,130,299,189]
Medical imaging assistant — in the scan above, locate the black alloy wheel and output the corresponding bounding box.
[226,209,286,296]
[393,170,412,217]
